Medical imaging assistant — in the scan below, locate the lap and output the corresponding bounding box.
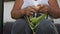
[35,19,58,34]
[11,18,58,34]
[11,19,32,34]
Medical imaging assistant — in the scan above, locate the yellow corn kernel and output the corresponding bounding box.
[35,6,40,10]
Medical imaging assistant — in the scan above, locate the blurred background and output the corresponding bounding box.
[3,0,60,24]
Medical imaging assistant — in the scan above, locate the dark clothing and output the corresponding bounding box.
[11,19,58,34]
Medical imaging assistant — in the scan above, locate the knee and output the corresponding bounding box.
[14,19,27,26]
[12,19,27,30]
[35,19,58,34]
[38,19,53,27]
[35,19,54,31]
[13,19,28,28]
[11,19,27,34]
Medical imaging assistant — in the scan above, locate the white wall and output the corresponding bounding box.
[4,1,60,24]
[4,1,16,23]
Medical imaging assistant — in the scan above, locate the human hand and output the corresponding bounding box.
[24,6,37,16]
[37,4,50,14]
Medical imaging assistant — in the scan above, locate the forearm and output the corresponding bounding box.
[11,0,24,19]
[48,0,60,18]
[11,9,25,19]
[48,7,60,18]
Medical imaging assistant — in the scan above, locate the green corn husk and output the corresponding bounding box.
[24,14,58,34]
[30,14,47,26]
[24,14,47,34]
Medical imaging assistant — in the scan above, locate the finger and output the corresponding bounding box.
[40,9,48,12]
[30,6,37,10]
[26,11,30,16]
[26,7,35,15]
[39,8,48,13]
[26,10,34,16]
[29,12,34,16]
[27,6,36,12]
[30,9,36,13]
[27,6,35,11]
[40,5,48,11]
[27,12,33,16]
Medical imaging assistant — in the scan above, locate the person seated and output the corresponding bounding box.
[10,0,60,34]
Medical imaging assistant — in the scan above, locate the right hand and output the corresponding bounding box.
[23,6,37,16]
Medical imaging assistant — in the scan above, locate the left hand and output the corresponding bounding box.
[37,4,50,14]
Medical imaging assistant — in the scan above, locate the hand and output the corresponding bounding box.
[24,6,36,16]
[38,4,50,14]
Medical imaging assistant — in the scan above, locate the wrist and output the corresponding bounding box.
[20,9,26,17]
